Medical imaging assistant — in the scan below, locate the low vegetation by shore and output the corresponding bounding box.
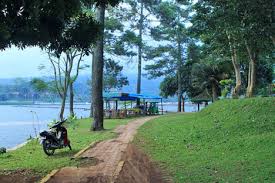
[0,118,131,176]
[134,97,275,182]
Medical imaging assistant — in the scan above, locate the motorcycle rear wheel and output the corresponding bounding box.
[42,139,55,156]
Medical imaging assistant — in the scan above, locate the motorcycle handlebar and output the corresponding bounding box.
[50,119,67,129]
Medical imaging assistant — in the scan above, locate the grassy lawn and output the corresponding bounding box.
[134,97,275,182]
[0,118,131,176]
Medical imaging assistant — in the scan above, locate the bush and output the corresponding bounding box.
[0,147,6,154]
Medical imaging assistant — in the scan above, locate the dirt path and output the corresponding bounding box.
[45,116,169,183]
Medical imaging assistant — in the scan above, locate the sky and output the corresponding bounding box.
[0,47,139,79]
[0,47,54,78]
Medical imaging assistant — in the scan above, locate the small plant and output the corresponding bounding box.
[0,147,6,154]
[66,115,78,129]
[48,119,58,128]
[27,135,33,140]
[220,79,234,98]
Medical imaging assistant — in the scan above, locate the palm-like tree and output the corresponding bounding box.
[191,55,232,102]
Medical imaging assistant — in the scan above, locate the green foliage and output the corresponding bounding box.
[110,0,161,63]
[191,0,274,96]
[0,0,100,53]
[220,79,234,98]
[159,76,178,98]
[103,59,129,91]
[0,118,131,176]
[93,0,121,7]
[220,79,234,86]
[188,46,232,100]
[135,98,275,182]
[144,1,191,102]
[30,78,48,92]
[0,148,6,154]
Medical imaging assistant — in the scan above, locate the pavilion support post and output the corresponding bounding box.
[124,101,127,118]
[145,102,147,115]
[143,99,147,115]
[115,100,118,111]
[161,98,163,115]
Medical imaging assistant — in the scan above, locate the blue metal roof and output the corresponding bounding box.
[103,92,162,101]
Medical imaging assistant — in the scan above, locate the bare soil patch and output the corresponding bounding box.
[116,144,171,183]
[0,170,41,183]
[45,116,171,183]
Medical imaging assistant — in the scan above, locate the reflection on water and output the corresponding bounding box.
[0,103,202,148]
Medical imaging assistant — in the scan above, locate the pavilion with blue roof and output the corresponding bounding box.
[103,92,163,118]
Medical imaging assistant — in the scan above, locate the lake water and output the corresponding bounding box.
[0,103,201,148]
[0,104,91,149]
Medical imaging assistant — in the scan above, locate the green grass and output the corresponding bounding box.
[134,97,275,182]
[0,118,131,176]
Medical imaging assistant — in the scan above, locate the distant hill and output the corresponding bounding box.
[73,74,163,100]
[0,74,165,102]
[121,74,163,96]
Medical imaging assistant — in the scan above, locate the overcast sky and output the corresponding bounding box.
[0,47,139,79]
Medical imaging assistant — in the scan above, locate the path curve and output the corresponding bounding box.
[45,116,161,183]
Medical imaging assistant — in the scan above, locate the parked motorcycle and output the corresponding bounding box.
[40,119,72,156]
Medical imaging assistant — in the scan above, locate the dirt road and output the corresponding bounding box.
[44,116,169,183]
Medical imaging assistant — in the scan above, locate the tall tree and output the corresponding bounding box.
[89,6,128,118]
[191,0,243,98]
[68,51,88,117]
[47,50,84,120]
[91,0,121,131]
[191,51,232,102]
[191,0,274,98]
[116,0,160,99]
[237,0,273,97]
[144,1,190,112]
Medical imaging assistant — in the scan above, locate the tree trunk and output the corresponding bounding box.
[232,63,242,98]
[231,47,242,98]
[136,0,144,106]
[177,40,183,112]
[245,43,257,98]
[90,102,93,118]
[227,33,242,98]
[212,84,218,102]
[91,4,105,131]
[246,59,256,97]
[177,93,182,112]
[182,95,185,112]
[197,103,200,111]
[270,35,275,46]
[69,82,74,117]
[90,64,94,118]
[59,94,66,120]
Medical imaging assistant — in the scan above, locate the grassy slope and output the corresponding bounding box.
[0,118,131,176]
[134,98,275,182]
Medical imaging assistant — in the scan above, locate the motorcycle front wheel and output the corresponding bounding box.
[42,139,55,156]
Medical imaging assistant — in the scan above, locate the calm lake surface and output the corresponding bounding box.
[0,103,199,148]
